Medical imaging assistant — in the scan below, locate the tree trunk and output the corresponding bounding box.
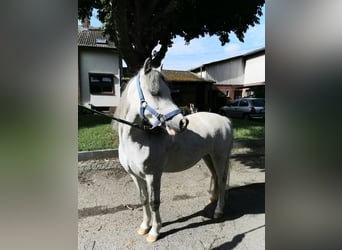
[111,0,173,75]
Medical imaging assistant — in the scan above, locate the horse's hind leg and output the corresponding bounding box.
[205,154,231,219]
[203,155,218,202]
[213,154,231,219]
[130,174,151,235]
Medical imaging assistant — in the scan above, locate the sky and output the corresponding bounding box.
[81,6,265,70]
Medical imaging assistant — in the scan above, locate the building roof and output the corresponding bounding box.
[78,28,116,49]
[190,47,265,72]
[162,70,214,83]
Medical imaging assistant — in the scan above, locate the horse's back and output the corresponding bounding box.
[164,112,233,172]
[186,112,231,131]
[186,112,232,136]
[186,112,233,152]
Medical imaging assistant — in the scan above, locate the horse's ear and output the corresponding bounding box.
[143,58,152,74]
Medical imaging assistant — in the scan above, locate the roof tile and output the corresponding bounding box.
[78,28,116,49]
[162,70,213,83]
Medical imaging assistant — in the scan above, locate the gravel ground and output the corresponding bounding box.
[78,149,265,250]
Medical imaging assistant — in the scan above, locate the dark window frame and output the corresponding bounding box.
[88,73,115,95]
[239,99,249,107]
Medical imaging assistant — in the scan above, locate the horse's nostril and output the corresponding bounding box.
[179,118,189,130]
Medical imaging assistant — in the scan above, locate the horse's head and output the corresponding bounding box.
[134,58,189,135]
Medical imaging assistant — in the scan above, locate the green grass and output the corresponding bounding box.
[78,113,119,151]
[78,113,264,151]
[231,118,265,139]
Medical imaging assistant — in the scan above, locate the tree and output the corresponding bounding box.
[78,0,265,73]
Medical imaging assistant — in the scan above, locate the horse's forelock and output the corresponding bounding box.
[145,69,162,96]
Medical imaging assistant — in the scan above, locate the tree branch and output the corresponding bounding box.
[152,39,171,68]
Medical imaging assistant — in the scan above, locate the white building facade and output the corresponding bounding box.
[78,28,121,112]
[191,48,265,100]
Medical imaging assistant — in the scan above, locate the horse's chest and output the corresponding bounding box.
[119,139,147,161]
[119,127,174,172]
[119,137,166,175]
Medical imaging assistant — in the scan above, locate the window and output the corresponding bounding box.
[234,90,242,99]
[96,39,108,44]
[239,99,249,107]
[89,73,115,95]
[231,100,239,106]
[251,99,265,107]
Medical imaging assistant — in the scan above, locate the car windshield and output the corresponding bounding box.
[251,99,265,107]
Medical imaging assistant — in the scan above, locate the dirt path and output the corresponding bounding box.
[78,154,265,249]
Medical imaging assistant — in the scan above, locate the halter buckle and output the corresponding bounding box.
[141,101,148,108]
[157,114,166,123]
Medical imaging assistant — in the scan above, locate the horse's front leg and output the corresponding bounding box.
[130,174,151,235]
[145,173,162,243]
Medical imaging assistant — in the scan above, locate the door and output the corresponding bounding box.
[228,99,240,117]
[237,99,249,117]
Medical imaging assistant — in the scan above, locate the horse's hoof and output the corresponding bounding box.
[209,197,217,203]
[213,212,223,219]
[137,227,150,235]
[146,234,158,243]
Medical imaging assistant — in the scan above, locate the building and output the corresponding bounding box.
[191,48,265,101]
[162,70,215,112]
[78,24,122,113]
[121,69,216,112]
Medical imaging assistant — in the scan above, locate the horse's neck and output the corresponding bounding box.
[116,81,135,120]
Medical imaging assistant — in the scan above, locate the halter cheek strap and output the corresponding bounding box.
[136,73,182,129]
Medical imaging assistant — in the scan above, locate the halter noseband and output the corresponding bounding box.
[136,72,182,130]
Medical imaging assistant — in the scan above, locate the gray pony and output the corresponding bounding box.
[115,58,233,243]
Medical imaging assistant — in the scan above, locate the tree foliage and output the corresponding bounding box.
[78,0,265,73]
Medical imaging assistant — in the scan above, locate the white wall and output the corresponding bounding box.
[244,54,265,84]
[79,49,121,107]
[206,58,244,85]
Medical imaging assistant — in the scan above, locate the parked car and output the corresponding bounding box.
[219,98,265,119]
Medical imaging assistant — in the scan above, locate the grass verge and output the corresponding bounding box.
[78,113,119,151]
[231,118,265,140]
[78,113,264,151]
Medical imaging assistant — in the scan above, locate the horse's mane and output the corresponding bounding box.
[114,77,132,121]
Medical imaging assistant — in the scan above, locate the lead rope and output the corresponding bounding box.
[79,73,182,131]
[78,105,147,131]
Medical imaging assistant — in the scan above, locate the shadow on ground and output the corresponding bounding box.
[158,182,265,240]
[233,154,265,171]
[211,224,265,250]
[78,203,142,219]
